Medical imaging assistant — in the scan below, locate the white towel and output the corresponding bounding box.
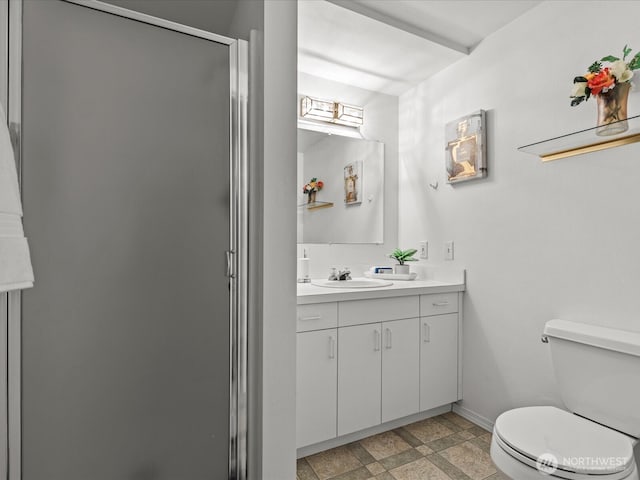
[0,213,24,237]
[0,105,34,293]
[0,107,21,216]
[0,237,33,292]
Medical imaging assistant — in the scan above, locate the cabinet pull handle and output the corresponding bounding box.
[299,315,321,321]
[385,328,392,349]
[329,336,336,359]
[432,301,449,307]
[423,322,430,342]
[374,329,381,351]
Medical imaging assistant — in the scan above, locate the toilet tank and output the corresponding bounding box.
[543,319,640,438]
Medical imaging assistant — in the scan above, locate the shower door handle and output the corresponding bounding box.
[226,250,235,278]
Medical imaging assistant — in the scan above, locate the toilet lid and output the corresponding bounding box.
[495,406,635,476]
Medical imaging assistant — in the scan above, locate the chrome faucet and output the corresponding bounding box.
[337,268,351,281]
[328,268,338,281]
[328,267,351,281]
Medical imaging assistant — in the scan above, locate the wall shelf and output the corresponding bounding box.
[299,201,334,211]
[519,114,640,161]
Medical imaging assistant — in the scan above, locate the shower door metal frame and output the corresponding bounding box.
[4,1,249,479]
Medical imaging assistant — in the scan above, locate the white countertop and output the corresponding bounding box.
[297,277,465,304]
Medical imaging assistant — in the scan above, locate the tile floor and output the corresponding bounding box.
[297,412,509,480]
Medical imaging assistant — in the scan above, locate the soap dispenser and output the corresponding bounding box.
[297,250,311,283]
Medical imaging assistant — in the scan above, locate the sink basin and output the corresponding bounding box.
[311,278,393,288]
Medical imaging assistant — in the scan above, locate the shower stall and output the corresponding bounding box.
[3,0,249,478]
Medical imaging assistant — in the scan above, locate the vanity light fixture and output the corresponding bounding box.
[300,96,335,122]
[300,95,364,127]
[334,102,364,127]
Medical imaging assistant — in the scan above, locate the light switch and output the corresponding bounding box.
[445,241,454,261]
[419,241,428,259]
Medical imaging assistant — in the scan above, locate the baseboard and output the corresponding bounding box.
[452,403,495,432]
[296,404,452,459]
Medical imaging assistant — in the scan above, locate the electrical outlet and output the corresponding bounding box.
[419,241,428,259]
[445,241,454,261]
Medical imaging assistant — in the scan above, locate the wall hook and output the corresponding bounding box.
[429,181,439,190]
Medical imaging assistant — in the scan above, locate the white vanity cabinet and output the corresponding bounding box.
[338,296,420,436]
[296,284,463,451]
[337,317,421,436]
[419,293,459,411]
[296,303,338,448]
[381,317,420,422]
[337,323,382,436]
[297,328,338,447]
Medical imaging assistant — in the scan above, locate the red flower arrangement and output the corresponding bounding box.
[571,45,639,106]
[302,177,324,194]
[586,68,615,96]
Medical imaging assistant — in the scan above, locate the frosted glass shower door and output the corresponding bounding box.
[20,1,235,479]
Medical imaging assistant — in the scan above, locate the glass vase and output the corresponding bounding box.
[307,191,316,204]
[596,82,630,136]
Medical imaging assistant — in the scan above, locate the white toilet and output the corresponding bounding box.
[490,319,640,480]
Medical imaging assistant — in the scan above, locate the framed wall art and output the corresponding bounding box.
[344,161,362,205]
[445,110,487,184]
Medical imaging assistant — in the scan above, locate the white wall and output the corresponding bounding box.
[298,73,399,278]
[398,0,640,426]
[261,2,298,479]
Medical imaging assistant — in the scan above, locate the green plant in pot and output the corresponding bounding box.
[389,248,417,275]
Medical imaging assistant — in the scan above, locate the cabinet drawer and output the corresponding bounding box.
[420,292,459,316]
[339,296,419,327]
[297,303,338,332]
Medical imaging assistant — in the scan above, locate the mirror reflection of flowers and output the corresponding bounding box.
[570,45,639,106]
[303,177,324,193]
[303,177,324,203]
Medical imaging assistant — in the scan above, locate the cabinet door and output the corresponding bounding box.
[338,324,382,436]
[296,329,338,448]
[420,314,459,411]
[382,318,420,422]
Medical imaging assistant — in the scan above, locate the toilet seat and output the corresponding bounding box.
[494,406,636,479]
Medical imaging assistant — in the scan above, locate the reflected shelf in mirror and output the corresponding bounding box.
[299,200,334,211]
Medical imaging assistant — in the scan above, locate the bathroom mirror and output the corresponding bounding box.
[297,127,384,244]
